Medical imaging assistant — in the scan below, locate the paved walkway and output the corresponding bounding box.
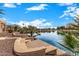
[0,38,16,56]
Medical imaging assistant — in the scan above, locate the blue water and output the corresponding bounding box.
[36,32,73,54]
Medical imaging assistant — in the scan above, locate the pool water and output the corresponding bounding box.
[36,31,73,54]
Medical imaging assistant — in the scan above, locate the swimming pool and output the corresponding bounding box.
[36,32,73,55]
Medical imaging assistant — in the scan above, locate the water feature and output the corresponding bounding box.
[36,31,73,55]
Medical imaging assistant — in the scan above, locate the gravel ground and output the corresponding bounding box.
[0,38,16,56]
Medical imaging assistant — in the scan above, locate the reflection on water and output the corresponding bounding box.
[36,31,64,44]
[39,31,64,42]
[36,31,73,54]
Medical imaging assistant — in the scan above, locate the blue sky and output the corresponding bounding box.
[0,3,79,28]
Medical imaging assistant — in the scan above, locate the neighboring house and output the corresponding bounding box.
[0,19,6,33]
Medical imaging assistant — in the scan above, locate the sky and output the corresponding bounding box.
[0,3,79,28]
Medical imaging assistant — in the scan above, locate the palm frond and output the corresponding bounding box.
[70,23,79,28]
[0,9,5,15]
[74,18,79,24]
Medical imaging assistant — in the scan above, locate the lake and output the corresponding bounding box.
[36,31,73,55]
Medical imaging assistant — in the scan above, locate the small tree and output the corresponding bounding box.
[63,33,79,55]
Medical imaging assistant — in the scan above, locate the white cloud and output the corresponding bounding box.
[4,3,16,8]
[26,4,48,11]
[15,19,52,28]
[3,3,22,8]
[57,3,74,6]
[59,5,79,18]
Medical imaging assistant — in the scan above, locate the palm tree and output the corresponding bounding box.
[20,26,28,34]
[70,15,79,30]
[64,15,79,37]
[28,25,38,37]
[62,15,79,56]
[6,25,14,33]
[12,24,21,32]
